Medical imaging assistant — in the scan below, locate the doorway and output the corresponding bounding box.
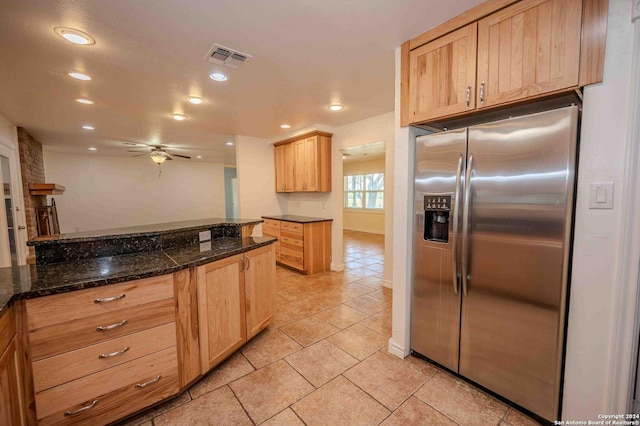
[342,142,386,284]
[224,166,238,219]
[0,155,18,267]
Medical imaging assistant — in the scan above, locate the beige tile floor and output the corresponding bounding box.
[118,230,541,426]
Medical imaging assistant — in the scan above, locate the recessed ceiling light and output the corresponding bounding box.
[82,125,94,130]
[280,124,291,129]
[197,155,203,159]
[75,98,94,105]
[209,72,228,82]
[170,113,187,121]
[186,96,205,105]
[328,104,344,111]
[54,27,95,45]
[88,147,97,151]
[68,72,92,81]
[225,141,234,146]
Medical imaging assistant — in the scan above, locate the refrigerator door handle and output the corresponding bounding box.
[462,153,474,296]
[452,154,463,295]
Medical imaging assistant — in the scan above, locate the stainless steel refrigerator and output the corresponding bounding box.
[411,105,579,422]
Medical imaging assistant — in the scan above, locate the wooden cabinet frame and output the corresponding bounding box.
[400,0,608,126]
[274,131,332,193]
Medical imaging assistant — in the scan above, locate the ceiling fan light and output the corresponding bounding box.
[150,149,169,164]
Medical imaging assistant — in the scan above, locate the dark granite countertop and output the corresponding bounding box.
[28,218,262,246]
[262,215,333,223]
[0,236,275,317]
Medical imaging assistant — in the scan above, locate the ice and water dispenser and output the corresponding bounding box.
[423,195,451,242]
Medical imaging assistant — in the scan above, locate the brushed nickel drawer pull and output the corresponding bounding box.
[135,375,162,389]
[98,346,130,359]
[94,294,126,304]
[96,320,128,331]
[64,399,98,416]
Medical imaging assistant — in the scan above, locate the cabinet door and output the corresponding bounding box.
[0,339,24,426]
[476,0,582,108]
[275,145,286,193]
[244,245,276,339]
[293,140,306,192]
[284,144,295,192]
[409,23,477,123]
[302,137,319,192]
[197,255,246,372]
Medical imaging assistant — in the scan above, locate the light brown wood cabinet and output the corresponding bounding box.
[402,0,607,125]
[244,245,276,339]
[0,307,25,426]
[197,254,246,372]
[274,144,295,192]
[476,0,582,109]
[25,275,179,425]
[274,131,332,193]
[262,218,332,275]
[409,23,478,122]
[197,245,275,371]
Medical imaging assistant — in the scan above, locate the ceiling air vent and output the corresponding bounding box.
[205,44,252,69]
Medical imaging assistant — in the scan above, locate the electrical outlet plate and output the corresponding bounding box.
[199,230,211,242]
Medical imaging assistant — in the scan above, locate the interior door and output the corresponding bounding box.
[411,129,466,372]
[460,106,578,421]
[0,155,19,267]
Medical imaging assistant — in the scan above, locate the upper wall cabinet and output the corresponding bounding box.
[273,131,332,193]
[476,0,582,108]
[410,23,478,122]
[401,0,608,126]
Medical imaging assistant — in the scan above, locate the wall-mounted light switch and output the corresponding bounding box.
[589,182,614,209]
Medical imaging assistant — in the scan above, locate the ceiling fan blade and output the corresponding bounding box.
[131,153,148,157]
[171,154,191,159]
[165,156,173,160]
[126,150,149,153]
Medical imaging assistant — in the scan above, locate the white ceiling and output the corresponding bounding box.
[342,141,385,163]
[0,0,483,164]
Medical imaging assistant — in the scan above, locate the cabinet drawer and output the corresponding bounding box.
[280,247,304,270]
[263,219,281,229]
[26,274,174,331]
[280,232,303,250]
[36,346,178,424]
[262,228,280,240]
[30,298,176,361]
[33,322,177,393]
[281,221,303,235]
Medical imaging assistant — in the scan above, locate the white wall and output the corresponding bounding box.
[43,151,226,233]
[563,0,636,418]
[390,0,637,419]
[235,135,282,236]
[343,157,386,234]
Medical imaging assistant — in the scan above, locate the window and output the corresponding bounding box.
[344,173,384,210]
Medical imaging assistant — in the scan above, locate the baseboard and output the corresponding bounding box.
[330,262,345,272]
[383,279,392,289]
[387,337,410,359]
[343,226,385,235]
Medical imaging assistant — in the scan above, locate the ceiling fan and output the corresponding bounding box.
[127,145,191,164]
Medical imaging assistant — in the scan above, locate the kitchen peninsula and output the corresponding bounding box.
[0,218,276,425]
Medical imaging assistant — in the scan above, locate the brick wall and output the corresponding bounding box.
[16,128,47,255]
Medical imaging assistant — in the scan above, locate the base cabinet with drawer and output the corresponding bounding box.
[262,218,332,275]
[197,245,276,372]
[25,274,179,425]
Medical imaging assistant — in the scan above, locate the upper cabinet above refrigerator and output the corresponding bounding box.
[401,0,608,126]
